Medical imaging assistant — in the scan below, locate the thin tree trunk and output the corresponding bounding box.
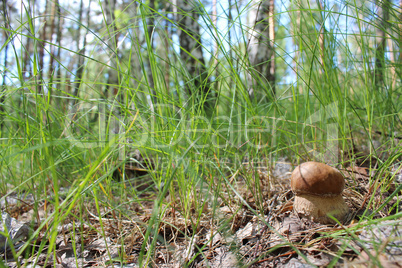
[318,0,325,75]
[38,0,49,93]
[129,1,140,99]
[228,0,233,62]
[212,0,218,66]
[388,37,396,89]
[247,0,276,98]
[48,0,56,78]
[55,1,62,92]
[177,0,213,109]
[104,0,118,99]
[47,0,58,103]
[1,0,10,128]
[294,6,302,94]
[228,0,234,90]
[163,2,170,94]
[211,0,220,98]
[375,0,390,89]
[146,0,156,102]
[23,0,32,81]
[71,0,85,101]
[268,0,275,88]
[1,0,9,87]
[398,0,402,65]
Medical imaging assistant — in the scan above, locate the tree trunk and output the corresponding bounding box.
[247,0,275,99]
[397,0,401,79]
[375,0,390,89]
[1,0,9,87]
[23,1,32,81]
[104,0,118,99]
[38,0,49,93]
[399,0,402,63]
[128,1,140,97]
[228,0,233,62]
[54,1,62,87]
[318,0,325,75]
[146,0,156,102]
[163,2,171,94]
[211,0,220,97]
[48,0,57,94]
[1,0,10,128]
[212,0,218,66]
[177,0,213,109]
[71,0,89,102]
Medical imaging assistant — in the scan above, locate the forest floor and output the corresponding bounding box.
[2,151,402,267]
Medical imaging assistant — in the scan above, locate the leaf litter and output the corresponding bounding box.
[1,156,401,267]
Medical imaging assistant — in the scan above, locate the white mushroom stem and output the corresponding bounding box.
[294,195,349,224]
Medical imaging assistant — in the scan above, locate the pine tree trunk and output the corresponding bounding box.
[228,0,233,63]
[177,0,213,109]
[318,0,325,75]
[72,0,86,101]
[1,0,10,128]
[399,0,402,63]
[163,2,171,94]
[396,0,402,88]
[48,0,57,94]
[38,0,49,93]
[375,0,390,89]
[104,0,118,99]
[23,2,32,81]
[146,0,156,102]
[55,1,63,92]
[247,0,275,99]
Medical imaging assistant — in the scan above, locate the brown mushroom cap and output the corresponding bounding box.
[291,161,345,197]
[291,162,349,224]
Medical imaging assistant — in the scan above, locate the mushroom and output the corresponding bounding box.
[291,162,349,224]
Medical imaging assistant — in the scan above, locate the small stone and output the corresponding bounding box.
[0,212,33,250]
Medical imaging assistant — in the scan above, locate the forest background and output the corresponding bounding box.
[0,0,401,266]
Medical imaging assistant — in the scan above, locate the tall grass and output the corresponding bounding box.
[0,0,401,266]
